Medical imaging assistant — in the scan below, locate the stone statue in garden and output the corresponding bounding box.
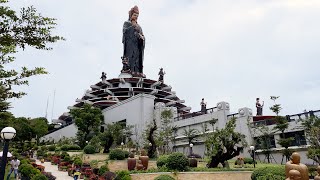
[314,166,320,180]
[285,152,309,180]
[286,170,302,180]
[122,5,145,75]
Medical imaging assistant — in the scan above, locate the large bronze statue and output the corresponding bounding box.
[285,152,309,180]
[122,6,145,75]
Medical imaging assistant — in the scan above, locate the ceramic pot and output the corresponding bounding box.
[127,158,136,171]
[139,156,149,170]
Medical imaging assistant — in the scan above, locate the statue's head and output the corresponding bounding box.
[291,152,300,164]
[256,98,260,101]
[129,6,139,21]
[288,170,301,180]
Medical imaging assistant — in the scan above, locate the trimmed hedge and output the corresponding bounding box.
[166,152,189,171]
[109,149,126,160]
[251,166,285,180]
[84,145,96,154]
[115,170,131,180]
[48,145,56,151]
[157,155,169,168]
[244,158,254,164]
[98,165,109,175]
[31,174,48,180]
[154,175,175,180]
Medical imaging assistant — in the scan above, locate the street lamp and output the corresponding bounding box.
[250,146,256,168]
[189,143,194,156]
[0,127,16,180]
[121,142,124,150]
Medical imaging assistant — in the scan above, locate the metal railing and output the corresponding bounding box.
[174,107,217,121]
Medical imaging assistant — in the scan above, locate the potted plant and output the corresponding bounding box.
[127,153,136,171]
[139,149,149,170]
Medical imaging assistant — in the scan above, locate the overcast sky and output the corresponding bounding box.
[7,0,320,122]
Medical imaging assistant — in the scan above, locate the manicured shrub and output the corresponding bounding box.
[251,166,285,180]
[73,157,83,166]
[115,170,131,180]
[244,158,254,164]
[154,174,175,180]
[60,151,69,159]
[48,145,56,151]
[31,174,48,180]
[166,152,189,171]
[19,164,41,178]
[109,149,125,160]
[84,145,96,154]
[157,155,169,168]
[68,145,81,150]
[60,145,69,151]
[98,165,109,176]
[123,150,129,158]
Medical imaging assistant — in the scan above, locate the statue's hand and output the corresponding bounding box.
[139,33,145,40]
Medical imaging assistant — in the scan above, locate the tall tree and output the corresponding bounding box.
[13,117,33,143]
[30,117,48,144]
[70,104,104,148]
[205,117,247,168]
[0,0,64,111]
[157,109,174,154]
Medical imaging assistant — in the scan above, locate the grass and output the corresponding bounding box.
[4,166,17,180]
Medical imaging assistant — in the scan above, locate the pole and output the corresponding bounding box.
[253,150,256,168]
[0,140,10,180]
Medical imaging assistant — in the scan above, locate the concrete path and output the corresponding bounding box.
[36,160,73,180]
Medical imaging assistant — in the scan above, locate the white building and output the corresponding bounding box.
[41,73,319,165]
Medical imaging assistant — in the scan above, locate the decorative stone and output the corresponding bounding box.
[189,158,198,167]
[136,160,144,170]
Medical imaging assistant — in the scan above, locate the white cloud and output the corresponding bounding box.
[7,0,320,120]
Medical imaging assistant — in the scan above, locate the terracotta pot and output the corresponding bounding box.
[127,158,136,171]
[139,156,149,170]
[189,158,198,167]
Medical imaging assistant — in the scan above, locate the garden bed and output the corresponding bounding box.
[130,171,253,180]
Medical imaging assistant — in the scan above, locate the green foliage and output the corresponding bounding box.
[83,145,96,154]
[48,145,56,151]
[19,164,41,178]
[70,103,104,148]
[98,165,109,176]
[166,152,189,171]
[89,135,101,153]
[243,158,254,164]
[251,166,285,180]
[68,145,81,150]
[154,175,175,180]
[182,128,199,144]
[60,145,69,151]
[157,155,169,168]
[73,157,83,166]
[157,109,174,154]
[90,160,99,169]
[0,0,64,111]
[301,116,320,163]
[115,170,131,180]
[31,174,48,180]
[109,149,126,160]
[205,117,247,167]
[30,117,49,143]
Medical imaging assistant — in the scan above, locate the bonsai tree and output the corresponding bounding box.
[205,117,247,168]
[270,96,293,164]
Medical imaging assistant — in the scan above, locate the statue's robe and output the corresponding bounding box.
[122,21,145,73]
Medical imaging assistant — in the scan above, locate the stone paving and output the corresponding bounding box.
[35,160,73,180]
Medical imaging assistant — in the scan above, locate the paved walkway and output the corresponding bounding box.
[35,160,73,180]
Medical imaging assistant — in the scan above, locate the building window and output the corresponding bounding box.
[254,135,276,150]
[280,131,307,146]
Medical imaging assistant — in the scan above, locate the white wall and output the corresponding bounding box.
[102,94,156,145]
[40,124,78,142]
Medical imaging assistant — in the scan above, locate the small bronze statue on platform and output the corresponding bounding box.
[256,98,264,116]
[200,98,207,114]
[101,72,107,82]
[121,56,131,73]
[285,152,309,180]
[158,68,165,82]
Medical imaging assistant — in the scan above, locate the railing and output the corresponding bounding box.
[252,110,320,127]
[174,107,217,121]
[227,113,239,119]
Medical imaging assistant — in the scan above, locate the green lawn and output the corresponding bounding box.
[4,166,17,180]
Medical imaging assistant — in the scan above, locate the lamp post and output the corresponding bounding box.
[0,127,16,180]
[121,142,124,150]
[250,146,256,168]
[189,143,193,157]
